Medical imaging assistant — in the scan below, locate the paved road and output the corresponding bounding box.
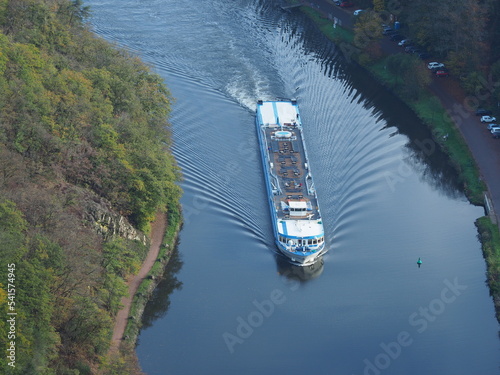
[297,0,500,224]
[429,78,500,222]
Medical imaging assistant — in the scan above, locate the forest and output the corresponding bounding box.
[0,0,181,373]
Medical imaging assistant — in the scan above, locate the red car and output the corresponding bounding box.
[435,70,449,77]
[340,1,353,7]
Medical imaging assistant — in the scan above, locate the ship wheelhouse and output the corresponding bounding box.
[277,233,324,251]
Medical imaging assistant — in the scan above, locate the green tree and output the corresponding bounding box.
[386,53,431,99]
[354,11,383,62]
[401,0,487,69]
[0,200,28,263]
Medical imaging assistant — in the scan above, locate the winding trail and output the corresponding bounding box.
[109,212,167,353]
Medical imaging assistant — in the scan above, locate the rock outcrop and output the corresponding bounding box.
[80,191,147,244]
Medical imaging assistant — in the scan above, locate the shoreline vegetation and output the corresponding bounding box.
[0,0,182,373]
[108,204,182,374]
[292,1,500,322]
[122,204,181,348]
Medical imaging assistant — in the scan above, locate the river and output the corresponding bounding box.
[84,0,500,374]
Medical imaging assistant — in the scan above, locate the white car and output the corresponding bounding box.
[487,123,499,130]
[353,9,363,15]
[427,62,445,70]
[398,39,411,46]
[481,115,497,123]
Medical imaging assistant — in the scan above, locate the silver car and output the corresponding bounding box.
[490,128,500,138]
[481,115,497,123]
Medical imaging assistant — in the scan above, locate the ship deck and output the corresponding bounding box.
[257,101,321,222]
[264,126,320,220]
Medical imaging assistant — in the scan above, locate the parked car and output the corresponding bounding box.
[390,34,405,42]
[340,1,353,7]
[418,52,430,59]
[334,0,341,5]
[487,123,499,130]
[491,128,500,138]
[383,28,396,35]
[353,9,363,15]
[398,39,411,46]
[476,108,492,116]
[481,115,497,123]
[435,70,449,77]
[405,45,419,53]
[427,62,445,70]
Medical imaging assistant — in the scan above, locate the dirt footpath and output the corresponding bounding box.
[109,212,167,353]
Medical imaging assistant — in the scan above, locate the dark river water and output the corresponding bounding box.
[85,0,500,373]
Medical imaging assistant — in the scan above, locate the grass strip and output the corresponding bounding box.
[369,59,485,204]
[476,216,500,322]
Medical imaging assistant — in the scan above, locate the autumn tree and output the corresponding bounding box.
[354,10,384,62]
[386,53,431,100]
[401,0,487,69]
[373,0,384,12]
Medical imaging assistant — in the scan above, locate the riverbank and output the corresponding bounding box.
[291,0,500,323]
[476,217,500,321]
[105,204,182,374]
[0,1,185,371]
[296,1,485,203]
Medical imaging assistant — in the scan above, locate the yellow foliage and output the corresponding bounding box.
[0,283,6,305]
[373,0,384,12]
[132,179,145,192]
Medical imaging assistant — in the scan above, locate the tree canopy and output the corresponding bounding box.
[0,0,181,373]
